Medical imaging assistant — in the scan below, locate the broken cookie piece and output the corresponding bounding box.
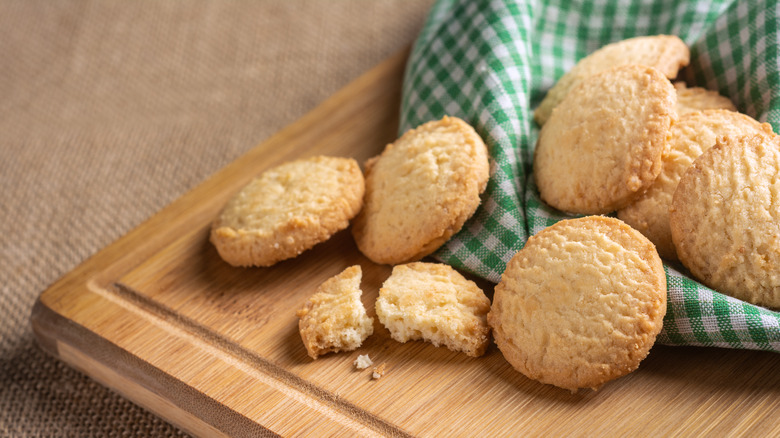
[297,265,374,359]
[375,262,491,357]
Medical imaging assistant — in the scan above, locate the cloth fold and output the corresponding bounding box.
[400,0,780,352]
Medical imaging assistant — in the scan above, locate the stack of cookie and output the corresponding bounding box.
[531,34,779,308]
[488,35,778,392]
[210,116,494,364]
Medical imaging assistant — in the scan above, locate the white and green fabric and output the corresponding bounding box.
[400,0,780,352]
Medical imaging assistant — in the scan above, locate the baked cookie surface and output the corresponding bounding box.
[533,65,676,214]
[211,155,364,267]
[618,110,774,260]
[296,265,374,359]
[534,35,689,125]
[674,82,737,115]
[670,134,780,309]
[375,262,491,357]
[488,216,667,392]
[351,116,489,265]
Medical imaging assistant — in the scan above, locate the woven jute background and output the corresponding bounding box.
[0,1,433,435]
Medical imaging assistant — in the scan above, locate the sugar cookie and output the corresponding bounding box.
[618,110,774,260]
[534,65,676,214]
[674,82,737,115]
[352,116,489,265]
[211,155,364,267]
[670,134,780,309]
[534,35,689,125]
[488,216,667,392]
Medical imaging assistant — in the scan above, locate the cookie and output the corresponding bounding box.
[534,35,689,126]
[296,265,374,359]
[351,116,489,265]
[488,216,667,392]
[533,65,676,214]
[353,354,373,370]
[375,262,491,357]
[211,155,364,267]
[618,110,774,260]
[670,134,780,309]
[674,82,737,115]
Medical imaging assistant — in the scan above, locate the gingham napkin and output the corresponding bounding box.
[400,0,780,351]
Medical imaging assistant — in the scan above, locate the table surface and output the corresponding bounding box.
[1,1,433,436]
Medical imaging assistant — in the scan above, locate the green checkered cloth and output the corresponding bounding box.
[400,0,780,352]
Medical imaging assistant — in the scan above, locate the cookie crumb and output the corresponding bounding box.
[372,363,387,379]
[354,354,373,370]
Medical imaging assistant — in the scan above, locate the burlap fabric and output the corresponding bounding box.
[0,1,432,436]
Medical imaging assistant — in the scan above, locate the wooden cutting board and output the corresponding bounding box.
[31,48,780,437]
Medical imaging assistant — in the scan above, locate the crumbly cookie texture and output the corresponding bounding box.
[618,110,774,260]
[534,34,689,125]
[375,262,491,357]
[488,216,667,392]
[670,134,780,309]
[534,65,676,214]
[296,265,374,359]
[211,155,364,267]
[351,116,489,265]
[674,82,737,115]
[372,363,387,379]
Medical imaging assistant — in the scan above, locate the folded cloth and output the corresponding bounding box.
[400,0,780,352]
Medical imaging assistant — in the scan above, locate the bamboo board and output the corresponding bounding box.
[31,48,780,437]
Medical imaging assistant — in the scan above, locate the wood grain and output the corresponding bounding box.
[32,47,780,437]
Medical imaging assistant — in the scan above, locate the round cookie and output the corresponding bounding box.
[533,65,676,214]
[211,155,364,267]
[488,216,667,392]
[618,110,774,260]
[670,134,780,309]
[375,262,491,357]
[673,82,737,115]
[351,116,489,265]
[534,35,689,126]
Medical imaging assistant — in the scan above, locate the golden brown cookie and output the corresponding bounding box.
[488,216,667,392]
[534,35,689,125]
[296,265,374,359]
[533,65,676,214]
[674,82,737,115]
[618,110,774,260]
[375,262,491,357]
[351,116,489,265]
[670,134,780,309]
[211,155,364,267]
